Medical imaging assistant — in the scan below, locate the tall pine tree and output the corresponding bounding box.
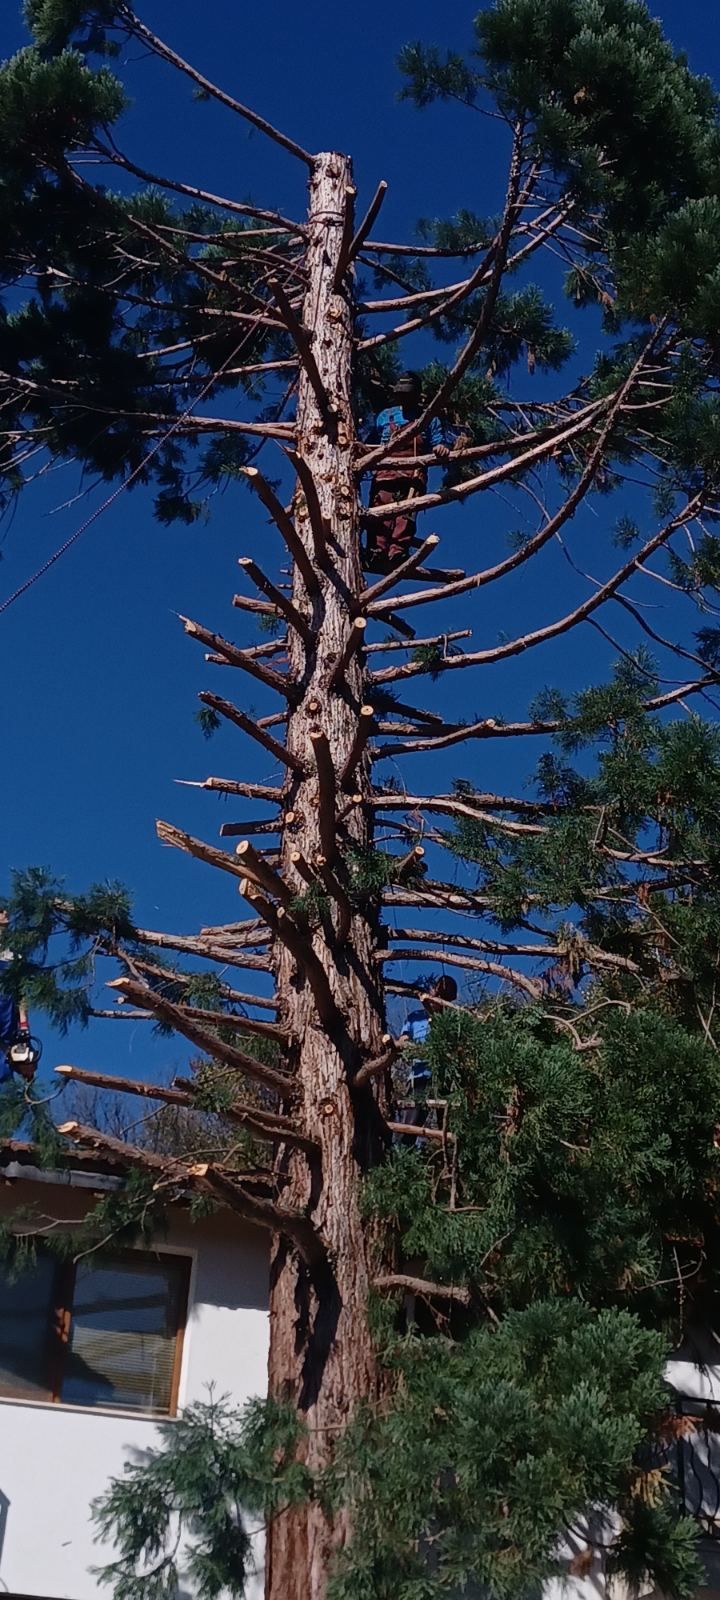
[5,2,720,1596]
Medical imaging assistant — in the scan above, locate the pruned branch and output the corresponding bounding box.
[236,559,313,646]
[240,466,319,595]
[108,976,294,1097]
[284,447,331,565]
[268,280,336,426]
[180,614,296,698]
[328,617,367,691]
[55,1063,311,1149]
[198,692,306,775]
[310,729,338,860]
[340,704,374,790]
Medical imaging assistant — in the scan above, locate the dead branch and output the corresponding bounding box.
[343,180,388,275]
[268,280,336,425]
[380,496,702,679]
[284,447,331,565]
[176,776,282,802]
[314,855,353,943]
[384,1121,454,1145]
[156,817,279,898]
[219,819,281,839]
[180,1005,289,1045]
[123,10,314,166]
[92,130,305,227]
[365,628,471,655]
[276,910,342,1027]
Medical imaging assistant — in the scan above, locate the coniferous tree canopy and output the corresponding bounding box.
[6,2,720,1598]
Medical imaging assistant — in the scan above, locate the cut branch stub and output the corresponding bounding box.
[340,704,375,791]
[235,839,295,909]
[394,844,426,883]
[328,616,367,692]
[240,466,319,595]
[309,728,338,861]
[284,446,331,565]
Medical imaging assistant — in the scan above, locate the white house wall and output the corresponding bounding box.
[0,1179,269,1600]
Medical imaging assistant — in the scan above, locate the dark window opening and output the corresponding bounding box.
[0,1250,190,1416]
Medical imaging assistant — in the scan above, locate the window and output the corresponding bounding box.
[0,1250,190,1415]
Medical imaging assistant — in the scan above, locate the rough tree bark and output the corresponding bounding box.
[265,153,387,1600]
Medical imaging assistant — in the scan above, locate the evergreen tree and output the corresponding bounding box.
[5,2,720,1596]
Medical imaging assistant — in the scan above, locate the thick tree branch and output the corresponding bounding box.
[180,615,297,698]
[374,1273,470,1305]
[377,946,543,999]
[108,976,294,1097]
[55,1063,312,1150]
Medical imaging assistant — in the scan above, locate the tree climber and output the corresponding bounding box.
[0,912,39,1084]
[362,372,465,572]
[395,973,458,1143]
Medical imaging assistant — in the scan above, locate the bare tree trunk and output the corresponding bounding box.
[265,153,386,1600]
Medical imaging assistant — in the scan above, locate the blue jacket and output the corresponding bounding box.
[365,406,458,452]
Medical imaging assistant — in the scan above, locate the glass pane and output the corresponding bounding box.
[0,1254,56,1399]
[60,1257,185,1414]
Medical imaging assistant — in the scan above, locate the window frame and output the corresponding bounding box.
[0,1247,191,1417]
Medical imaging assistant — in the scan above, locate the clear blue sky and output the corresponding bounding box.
[0,0,717,1087]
